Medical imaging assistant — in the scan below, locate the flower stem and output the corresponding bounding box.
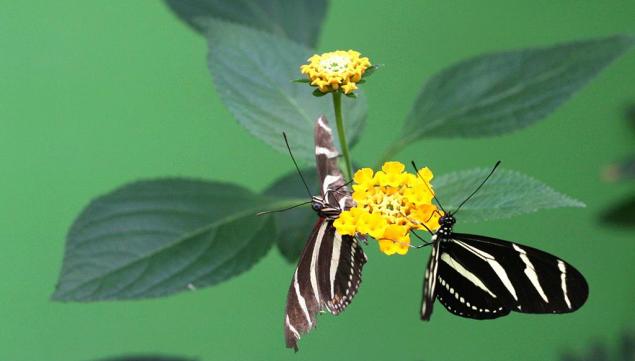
[333,91,353,181]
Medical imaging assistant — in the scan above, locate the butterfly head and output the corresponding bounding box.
[439,214,455,227]
[311,196,325,212]
[436,214,455,237]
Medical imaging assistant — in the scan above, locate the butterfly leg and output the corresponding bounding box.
[410,230,433,248]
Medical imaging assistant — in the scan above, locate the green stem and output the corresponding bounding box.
[332,91,353,181]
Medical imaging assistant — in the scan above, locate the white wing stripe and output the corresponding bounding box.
[309,223,328,307]
[513,244,549,303]
[285,315,301,340]
[322,175,340,196]
[328,232,342,299]
[293,272,313,327]
[317,116,332,132]
[316,146,338,158]
[440,253,497,298]
[453,239,519,301]
[558,260,572,309]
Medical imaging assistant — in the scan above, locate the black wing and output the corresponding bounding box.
[420,236,441,320]
[422,233,588,320]
[284,220,367,350]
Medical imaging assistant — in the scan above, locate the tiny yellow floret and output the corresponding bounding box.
[299,50,371,94]
[334,161,442,256]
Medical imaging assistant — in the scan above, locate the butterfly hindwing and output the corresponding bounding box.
[317,230,367,315]
[420,239,441,320]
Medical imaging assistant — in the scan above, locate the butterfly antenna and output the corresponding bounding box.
[332,179,354,193]
[256,201,312,216]
[411,161,446,213]
[283,132,312,198]
[453,161,501,215]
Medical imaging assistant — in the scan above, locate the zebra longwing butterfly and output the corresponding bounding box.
[419,161,588,321]
[281,116,367,351]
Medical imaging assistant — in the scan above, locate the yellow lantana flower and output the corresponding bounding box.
[299,50,372,94]
[334,161,442,256]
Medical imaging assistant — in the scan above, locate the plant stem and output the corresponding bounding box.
[332,91,353,181]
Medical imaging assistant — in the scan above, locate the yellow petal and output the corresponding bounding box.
[378,239,397,255]
[382,161,406,175]
[354,168,374,184]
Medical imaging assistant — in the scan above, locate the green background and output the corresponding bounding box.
[1,1,634,360]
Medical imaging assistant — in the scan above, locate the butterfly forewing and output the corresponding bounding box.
[423,233,588,320]
[451,234,588,314]
[284,219,325,349]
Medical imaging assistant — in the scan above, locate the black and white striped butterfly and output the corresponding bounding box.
[273,116,367,351]
[418,161,588,321]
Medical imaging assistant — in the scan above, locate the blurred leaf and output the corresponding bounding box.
[402,34,634,142]
[53,179,275,301]
[561,331,634,361]
[626,103,635,131]
[96,356,195,361]
[263,168,319,262]
[435,168,585,223]
[600,195,635,227]
[363,64,382,78]
[206,20,367,162]
[164,0,327,48]
[604,155,635,182]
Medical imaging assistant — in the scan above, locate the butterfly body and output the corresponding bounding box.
[310,195,341,220]
[421,214,588,321]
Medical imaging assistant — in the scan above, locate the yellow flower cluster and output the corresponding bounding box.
[300,50,371,94]
[334,161,442,255]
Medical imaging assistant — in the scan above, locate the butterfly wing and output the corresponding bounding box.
[317,227,367,315]
[314,115,352,210]
[420,238,441,320]
[284,219,327,351]
[284,116,367,351]
[430,233,588,320]
[314,115,367,313]
[284,220,367,350]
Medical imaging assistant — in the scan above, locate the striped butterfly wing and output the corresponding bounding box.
[313,115,366,314]
[284,219,326,350]
[428,233,588,320]
[315,115,352,211]
[284,219,367,350]
[420,238,441,320]
[284,116,368,351]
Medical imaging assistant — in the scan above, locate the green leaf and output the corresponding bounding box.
[164,0,327,48]
[363,64,382,78]
[263,168,319,262]
[312,88,327,97]
[435,168,585,223]
[206,20,367,162]
[292,78,310,83]
[53,179,275,301]
[345,92,358,99]
[403,34,634,141]
[604,155,635,181]
[600,196,635,228]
